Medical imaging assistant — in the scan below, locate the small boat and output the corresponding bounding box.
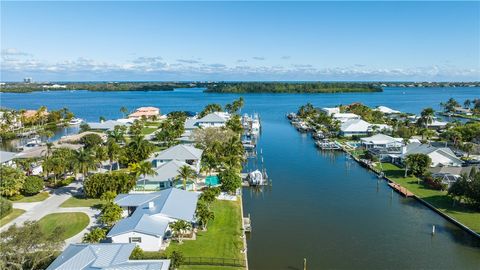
[243,143,256,150]
[17,137,42,150]
[248,170,265,186]
[296,122,309,132]
[315,139,340,150]
[69,118,84,125]
[286,112,297,120]
[312,131,325,140]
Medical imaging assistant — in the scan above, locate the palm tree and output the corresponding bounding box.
[170,220,192,243]
[74,149,96,181]
[136,161,157,189]
[45,142,54,158]
[127,135,154,163]
[106,139,121,171]
[420,108,435,128]
[93,145,108,168]
[107,126,126,144]
[120,106,129,118]
[178,165,196,190]
[196,203,214,230]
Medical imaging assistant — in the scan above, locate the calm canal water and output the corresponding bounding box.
[1,87,479,269]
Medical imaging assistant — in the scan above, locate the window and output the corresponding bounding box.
[129,237,142,243]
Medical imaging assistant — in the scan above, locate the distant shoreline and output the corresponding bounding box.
[1,81,478,94]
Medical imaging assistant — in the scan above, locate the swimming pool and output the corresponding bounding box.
[205,175,220,186]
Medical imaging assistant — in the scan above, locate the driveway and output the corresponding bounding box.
[1,181,101,249]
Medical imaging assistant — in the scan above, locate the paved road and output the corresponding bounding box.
[1,181,100,249]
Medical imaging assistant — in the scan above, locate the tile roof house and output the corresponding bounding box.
[46,243,170,270]
[128,107,161,120]
[108,188,199,251]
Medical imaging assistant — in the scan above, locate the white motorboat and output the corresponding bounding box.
[69,118,84,125]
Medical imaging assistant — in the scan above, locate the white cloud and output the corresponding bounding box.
[1,52,479,81]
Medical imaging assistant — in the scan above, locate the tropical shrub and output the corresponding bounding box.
[80,133,103,149]
[82,227,107,243]
[219,169,242,194]
[84,172,135,198]
[56,176,75,188]
[0,165,26,197]
[22,176,44,195]
[0,197,13,219]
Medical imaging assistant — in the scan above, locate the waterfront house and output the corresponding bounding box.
[333,113,361,123]
[340,119,371,137]
[0,150,17,166]
[360,134,403,149]
[108,188,199,251]
[427,119,448,130]
[22,109,48,119]
[393,142,464,167]
[128,106,161,120]
[149,144,203,172]
[430,166,475,188]
[320,107,340,116]
[184,112,230,130]
[374,106,401,115]
[46,243,170,270]
[138,160,197,191]
[88,120,131,131]
[454,106,473,116]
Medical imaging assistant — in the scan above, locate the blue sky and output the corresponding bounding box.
[1,1,479,81]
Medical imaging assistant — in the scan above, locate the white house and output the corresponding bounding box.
[374,106,401,115]
[46,243,170,270]
[360,134,403,149]
[184,112,230,130]
[149,144,203,172]
[108,188,199,251]
[333,113,361,123]
[399,142,463,167]
[0,150,17,166]
[88,120,131,131]
[321,107,340,116]
[340,119,371,137]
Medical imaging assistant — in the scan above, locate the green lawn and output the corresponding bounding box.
[0,209,26,227]
[141,126,158,135]
[38,212,90,240]
[141,200,245,268]
[11,192,50,203]
[60,196,102,208]
[380,163,480,234]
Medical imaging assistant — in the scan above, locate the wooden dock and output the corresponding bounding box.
[243,215,252,233]
[388,182,414,197]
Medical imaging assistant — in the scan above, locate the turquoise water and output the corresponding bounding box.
[1,87,479,269]
[205,175,220,186]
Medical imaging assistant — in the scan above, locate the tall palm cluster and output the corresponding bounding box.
[154,113,186,147]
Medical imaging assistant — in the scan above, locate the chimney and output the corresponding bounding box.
[148,201,154,209]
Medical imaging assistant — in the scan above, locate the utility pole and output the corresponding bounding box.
[303,258,307,270]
